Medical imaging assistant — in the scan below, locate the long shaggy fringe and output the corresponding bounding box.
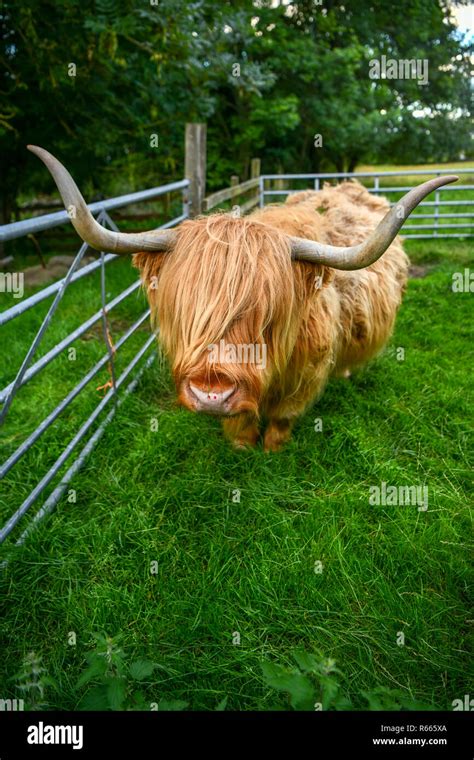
[135,213,312,394]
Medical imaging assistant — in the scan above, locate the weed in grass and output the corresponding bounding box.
[75,633,187,711]
[12,652,56,711]
[262,651,435,710]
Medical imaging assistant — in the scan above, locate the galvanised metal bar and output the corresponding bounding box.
[0,333,156,544]
[0,280,141,404]
[159,212,188,229]
[407,213,474,218]
[101,210,120,233]
[403,222,472,230]
[402,234,474,239]
[100,250,117,394]
[261,169,474,179]
[0,253,118,326]
[434,186,441,236]
[0,211,187,326]
[0,179,190,242]
[262,185,472,196]
[0,352,157,566]
[0,310,151,479]
[0,240,90,424]
[369,186,472,193]
[402,223,473,230]
[416,201,473,206]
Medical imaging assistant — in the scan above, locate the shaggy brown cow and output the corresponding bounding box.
[28,146,457,450]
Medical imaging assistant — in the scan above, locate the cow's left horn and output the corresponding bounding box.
[289,175,458,270]
[27,145,176,253]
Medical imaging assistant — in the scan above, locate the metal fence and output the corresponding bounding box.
[0,179,189,562]
[259,168,474,238]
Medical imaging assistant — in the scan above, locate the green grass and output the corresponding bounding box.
[357,159,474,176]
[0,194,472,711]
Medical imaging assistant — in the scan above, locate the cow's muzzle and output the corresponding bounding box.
[179,380,238,416]
[189,383,236,414]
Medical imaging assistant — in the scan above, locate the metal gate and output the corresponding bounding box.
[0,180,189,562]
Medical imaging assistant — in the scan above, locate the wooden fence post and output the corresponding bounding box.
[250,158,261,209]
[275,163,285,192]
[230,174,239,208]
[185,123,207,217]
[250,158,261,179]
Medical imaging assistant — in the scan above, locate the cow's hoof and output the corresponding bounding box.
[233,439,257,450]
[263,421,292,452]
[263,438,287,453]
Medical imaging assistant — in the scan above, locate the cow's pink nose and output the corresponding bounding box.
[189,383,235,413]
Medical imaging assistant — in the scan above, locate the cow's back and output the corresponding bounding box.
[251,181,410,378]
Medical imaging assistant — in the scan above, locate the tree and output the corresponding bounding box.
[1,0,471,226]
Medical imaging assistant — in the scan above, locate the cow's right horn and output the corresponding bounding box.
[289,175,458,270]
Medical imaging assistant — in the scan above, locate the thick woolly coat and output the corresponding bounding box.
[133,181,409,448]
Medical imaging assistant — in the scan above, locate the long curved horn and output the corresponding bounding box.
[27,145,176,253]
[290,175,458,270]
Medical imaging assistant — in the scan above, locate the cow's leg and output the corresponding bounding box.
[263,360,332,451]
[263,417,295,452]
[332,367,352,379]
[264,341,337,453]
[222,414,260,449]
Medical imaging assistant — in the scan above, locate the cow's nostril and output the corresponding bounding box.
[189,383,235,408]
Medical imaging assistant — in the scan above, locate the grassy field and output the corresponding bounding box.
[0,178,472,710]
[357,159,474,175]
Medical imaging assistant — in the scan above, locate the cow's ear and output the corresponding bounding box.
[132,251,168,296]
[293,261,334,300]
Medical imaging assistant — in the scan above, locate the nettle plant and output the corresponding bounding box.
[261,652,434,711]
[14,652,56,710]
[76,633,187,711]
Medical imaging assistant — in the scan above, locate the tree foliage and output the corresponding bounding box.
[0,0,471,220]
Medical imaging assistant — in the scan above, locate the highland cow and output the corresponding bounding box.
[28,146,457,450]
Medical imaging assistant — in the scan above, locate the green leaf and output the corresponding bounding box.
[261,662,315,710]
[40,675,59,691]
[106,678,127,710]
[215,696,228,711]
[128,660,156,681]
[130,690,149,711]
[361,687,434,712]
[333,694,354,710]
[157,699,189,711]
[320,675,340,710]
[77,685,110,711]
[76,658,108,689]
[292,651,321,674]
